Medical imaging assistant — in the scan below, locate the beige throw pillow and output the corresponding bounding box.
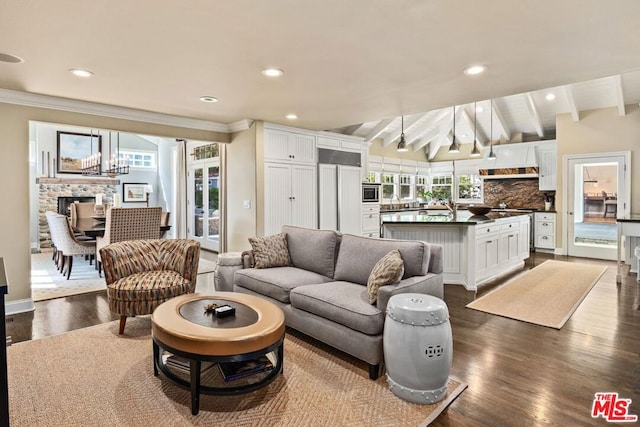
[248,233,293,269]
[367,250,404,304]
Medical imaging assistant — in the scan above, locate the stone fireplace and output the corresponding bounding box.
[38,178,120,249]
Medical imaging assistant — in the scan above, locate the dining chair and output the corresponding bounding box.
[69,202,96,221]
[46,212,97,280]
[96,207,162,274]
[160,211,170,238]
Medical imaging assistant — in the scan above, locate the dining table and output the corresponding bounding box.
[71,217,171,238]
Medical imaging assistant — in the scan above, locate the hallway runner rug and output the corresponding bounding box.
[466,260,606,329]
[7,317,466,426]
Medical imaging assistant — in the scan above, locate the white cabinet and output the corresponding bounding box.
[534,212,555,250]
[362,204,381,238]
[318,164,361,234]
[264,129,316,164]
[474,216,530,283]
[317,135,363,153]
[538,147,557,191]
[264,162,317,236]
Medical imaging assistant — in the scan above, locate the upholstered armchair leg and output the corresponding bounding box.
[118,316,127,334]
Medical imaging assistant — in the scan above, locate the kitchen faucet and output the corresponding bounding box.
[391,194,401,209]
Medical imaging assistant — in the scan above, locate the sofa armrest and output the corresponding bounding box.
[376,273,444,313]
[241,250,254,269]
[427,243,444,274]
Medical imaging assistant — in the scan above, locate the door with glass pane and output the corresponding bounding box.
[566,154,627,260]
[188,144,221,252]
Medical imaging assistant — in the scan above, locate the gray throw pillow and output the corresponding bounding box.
[367,250,404,304]
[248,233,292,269]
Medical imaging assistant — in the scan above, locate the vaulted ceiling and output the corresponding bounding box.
[1,1,640,146]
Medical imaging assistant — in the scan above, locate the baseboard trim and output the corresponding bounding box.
[5,298,35,315]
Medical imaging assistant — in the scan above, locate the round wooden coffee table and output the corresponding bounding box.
[151,292,285,415]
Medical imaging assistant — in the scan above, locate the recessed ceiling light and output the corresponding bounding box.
[200,96,218,103]
[0,53,24,63]
[545,93,556,101]
[464,65,487,76]
[476,106,484,113]
[261,68,284,77]
[69,69,94,78]
[285,114,298,120]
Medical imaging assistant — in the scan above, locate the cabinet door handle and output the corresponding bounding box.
[369,214,373,218]
[486,240,493,244]
[543,222,548,226]
[509,234,514,237]
[542,236,548,240]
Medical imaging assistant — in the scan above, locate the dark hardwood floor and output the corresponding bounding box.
[5,252,640,425]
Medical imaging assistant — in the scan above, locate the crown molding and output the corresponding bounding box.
[228,119,254,132]
[0,88,231,133]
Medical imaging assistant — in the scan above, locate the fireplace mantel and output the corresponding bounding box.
[37,177,121,185]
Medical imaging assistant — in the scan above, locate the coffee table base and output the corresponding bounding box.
[153,337,284,415]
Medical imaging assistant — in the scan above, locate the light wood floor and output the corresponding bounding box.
[6,252,640,426]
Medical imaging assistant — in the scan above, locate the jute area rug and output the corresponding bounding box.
[7,317,466,426]
[467,260,606,329]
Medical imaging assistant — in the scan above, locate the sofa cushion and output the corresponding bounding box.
[290,281,385,335]
[281,225,340,278]
[333,234,430,285]
[235,267,332,303]
[248,233,292,268]
[367,250,404,304]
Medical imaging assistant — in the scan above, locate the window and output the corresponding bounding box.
[119,150,156,169]
[457,174,483,202]
[431,175,453,202]
[367,172,379,183]
[381,173,396,200]
[416,175,430,201]
[399,174,413,199]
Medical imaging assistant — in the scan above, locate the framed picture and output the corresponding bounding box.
[56,131,102,174]
[123,183,148,202]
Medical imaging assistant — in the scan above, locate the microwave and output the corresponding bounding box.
[362,183,381,203]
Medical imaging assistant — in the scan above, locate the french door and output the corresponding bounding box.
[187,144,222,252]
[565,153,629,260]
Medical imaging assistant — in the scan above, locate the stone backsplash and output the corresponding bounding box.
[38,178,119,249]
[483,178,554,210]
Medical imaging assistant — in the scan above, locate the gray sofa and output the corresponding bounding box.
[234,225,444,379]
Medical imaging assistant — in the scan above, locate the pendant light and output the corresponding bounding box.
[448,106,460,153]
[470,102,481,157]
[487,99,497,160]
[397,115,408,152]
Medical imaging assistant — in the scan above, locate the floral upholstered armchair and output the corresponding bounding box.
[100,239,200,334]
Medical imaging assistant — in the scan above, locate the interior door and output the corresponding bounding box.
[188,160,220,252]
[566,154,628,260]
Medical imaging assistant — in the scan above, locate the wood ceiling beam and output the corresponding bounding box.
[342,123,365,136]
[428,134,449,160]
[460,107,485,147]
[524,93,544,138]
[406,109,450,145]
[382,114,425,147]
[488,100,510,141]
[364,118,394,143]
[411,127,440,151]
[564,85,579,122]
[613,74,626,116]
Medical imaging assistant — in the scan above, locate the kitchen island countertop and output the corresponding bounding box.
[380,210,530,225]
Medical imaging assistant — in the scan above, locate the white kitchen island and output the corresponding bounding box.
[381,210,530,291]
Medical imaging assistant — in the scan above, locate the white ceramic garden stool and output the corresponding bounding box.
[635,246,640,280]
[213,252,243,292]
[383,293,452,404]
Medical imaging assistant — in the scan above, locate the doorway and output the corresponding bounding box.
[187,143,222,252]
[565,153,629,260]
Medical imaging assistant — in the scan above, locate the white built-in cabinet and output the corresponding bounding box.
[534,212,555,251]
[538,145,557,191]
[264,129,316,164]
[264,162,317,236]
